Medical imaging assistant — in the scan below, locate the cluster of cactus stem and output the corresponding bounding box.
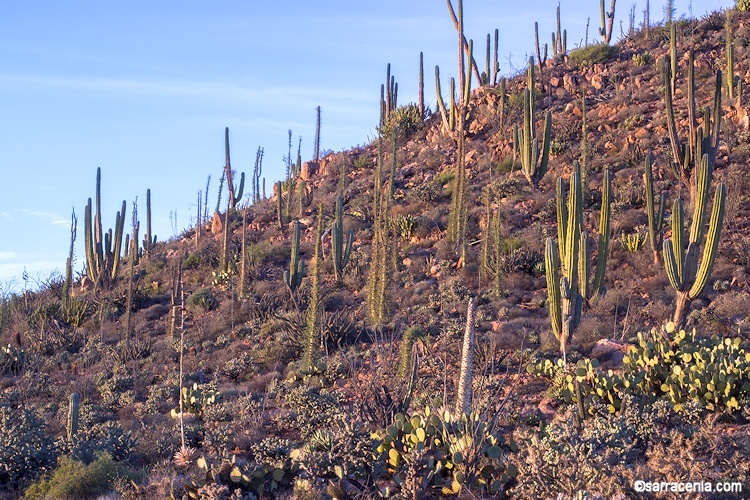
[223,127,245,211]
[643,155,666,264]
[534,22,548,74]
[520,58,552,188]
[664,49,722,206]
[284,221,304,292]
[726,11,742,105]
[480,29,500,86]
[599,0,616,44]
[380,64,398,130]
[551,4,567,57]
[302,204,324,371]
[545,163,611,361]
[663,155,726,329]
[331,196,353,281]
[435,0,474,134]
[84,167,126,287]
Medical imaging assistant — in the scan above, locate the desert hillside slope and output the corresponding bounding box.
[2,5,750,499]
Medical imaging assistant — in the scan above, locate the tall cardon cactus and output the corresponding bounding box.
[663,155,726,329]
[546,164,611,361]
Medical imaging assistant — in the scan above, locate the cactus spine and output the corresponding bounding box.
[663,156,726,329]
[83,168,126,287]
[546,165,611,361]
[455,297,476,416]
[520,58,552,188]
[664,49,722,206]
[284,221,304,292]
[644,155,666,265]
[599,0,616,44]
[67,392,79,441]
[331,196,353,281]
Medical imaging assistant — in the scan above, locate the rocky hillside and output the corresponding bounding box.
[1,6,750,500]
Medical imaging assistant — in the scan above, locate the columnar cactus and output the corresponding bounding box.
[67,392,79,441]
[535,22,548,73]
[142,188,156,255]
[223,127,245,210]
[493,29,500,85]
[599,0,616,44]
[664,49,722,206]
[284,221,304,291]
[520,58,552,188]
[726,12,742,105]
[546,165,611,361]
[83,168,126,286]
[643,155,666,265]
[276,181,284,229]
[418,52,425,119]
[663,155,726,329]
[331,196,353,281]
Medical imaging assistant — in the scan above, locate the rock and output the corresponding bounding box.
[549,76,562,87]
[211,211,224,236]
[300,161,318,180]
[591,74,605,90]
[590,339,629,366]
[538,397,560,418]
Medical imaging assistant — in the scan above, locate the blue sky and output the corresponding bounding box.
[0,0,733,290]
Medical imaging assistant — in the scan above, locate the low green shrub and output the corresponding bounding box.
[569,43,616,65]
[24,453,130,499]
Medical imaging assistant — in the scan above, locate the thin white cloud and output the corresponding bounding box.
[0,212,12,222]
[0,74,372,108]
[16,209,67,226]
[0,252,16,260]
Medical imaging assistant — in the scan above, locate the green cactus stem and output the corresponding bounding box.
[223,127,245,210]
[664,49,722,206]
[599,0,616,44]
[520,57,552,188]
[331,196,353,281]
[284,221,304,292]
[644,155,666,265]
[418,52,425,118]
[67,392,79,441]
